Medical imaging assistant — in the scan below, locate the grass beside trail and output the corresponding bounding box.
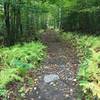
[60,32,100,99]
[0,42,46,99]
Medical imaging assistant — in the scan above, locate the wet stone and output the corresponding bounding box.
[44,74,60,83]
[60,64,65,68]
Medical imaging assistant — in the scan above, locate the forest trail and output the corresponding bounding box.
[26,30,79,100]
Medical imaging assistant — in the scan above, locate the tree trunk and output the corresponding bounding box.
[4,1,13,46]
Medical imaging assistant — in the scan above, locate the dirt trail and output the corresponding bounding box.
[26,30,79,100]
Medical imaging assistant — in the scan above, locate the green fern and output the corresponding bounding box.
[60,32,100,99]
[0,68,22,87]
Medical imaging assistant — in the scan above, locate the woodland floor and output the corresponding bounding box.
[25,30,79,100]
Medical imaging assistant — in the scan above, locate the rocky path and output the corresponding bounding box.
[26,30,79,100]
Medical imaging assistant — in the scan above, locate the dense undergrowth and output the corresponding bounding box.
[60,32,100,99]
[0,42,46,99]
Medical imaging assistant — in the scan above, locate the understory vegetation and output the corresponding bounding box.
[0,42,46,98]
[60,32,100,99]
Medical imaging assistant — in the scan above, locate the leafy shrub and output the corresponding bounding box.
[0,68,21,97]
[77,37,100,99]
[59,32,76,43]
[0,42,46,69]
[0,68,22,87]
[0,87,7,97]
[60,32,100,99]
[0,42,46,97]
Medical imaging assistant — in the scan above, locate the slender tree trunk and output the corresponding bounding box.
[16,0,22,42]
[58,7,62,29]
[4,1,12,45]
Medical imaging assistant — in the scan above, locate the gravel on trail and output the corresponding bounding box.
[25,30,79,100]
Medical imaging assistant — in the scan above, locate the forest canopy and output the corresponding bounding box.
[0,0,100,45]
